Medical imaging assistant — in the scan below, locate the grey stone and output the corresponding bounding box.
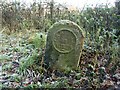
[45,20,85,71]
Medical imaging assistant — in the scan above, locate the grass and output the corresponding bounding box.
[0,30,119,89]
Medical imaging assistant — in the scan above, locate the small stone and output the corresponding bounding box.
[117,81,120,85]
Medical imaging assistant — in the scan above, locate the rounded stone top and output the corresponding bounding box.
[48,20,85,38]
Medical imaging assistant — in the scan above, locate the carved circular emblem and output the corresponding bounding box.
[53,29,77,53]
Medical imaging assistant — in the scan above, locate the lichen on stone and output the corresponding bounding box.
[44,20,85,71]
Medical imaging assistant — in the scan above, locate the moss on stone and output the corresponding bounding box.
[44,20,85,71]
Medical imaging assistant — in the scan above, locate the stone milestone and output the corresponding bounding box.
[44,20,85,71]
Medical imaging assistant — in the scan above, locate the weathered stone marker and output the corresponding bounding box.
[44,20,85,71]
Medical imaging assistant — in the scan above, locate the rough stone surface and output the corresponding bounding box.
[44,20,85,71]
